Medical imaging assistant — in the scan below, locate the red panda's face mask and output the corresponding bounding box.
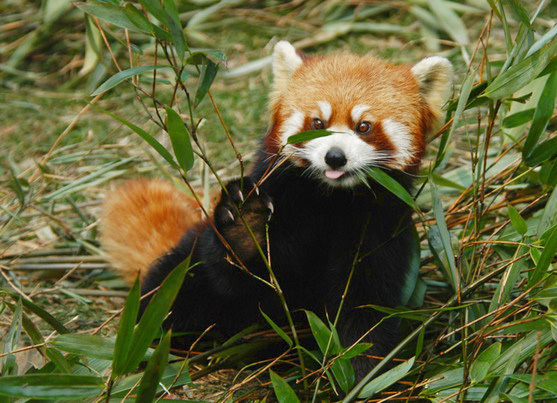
[265,41,453,188]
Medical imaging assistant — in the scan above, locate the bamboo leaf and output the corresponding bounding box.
[270,370,300,403]
[260,309,292,347]
[358,357,415,399]
[538,185,557,236]
[525,23,557,58]
[508,205,527,236]
[507,0,531,28]
[91,65,172,96]
[430,178,458,291]
[75,2,146,33]
[501,108,535,128]
[305,311,335,355]
[138,0,167,25]
[136,330,171,402]
[526,136,557,166]
[194,59,219,107]
[483,39,557,99]
[112,276,141,376]
[342,343,373,360]
[0,375,104,399]
[0,292,68,334]
[523,71,557,161]
[528,225,557,287]
[470,343,501,383]
[50,334,115,360]
[365,167,419,212]
[436,72,474,168]
[287,129,333,144]
[427,0,469,45]
[94,106,178,169]
[166,107,195,171]
[123,256,191,373]
[164,0,186,60]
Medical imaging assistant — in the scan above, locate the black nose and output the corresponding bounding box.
[324,147,347,169]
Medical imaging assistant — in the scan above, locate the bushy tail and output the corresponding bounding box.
[99,179,201,283]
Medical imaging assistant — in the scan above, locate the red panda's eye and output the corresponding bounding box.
[356,121,371,135]
[312,118,325,130]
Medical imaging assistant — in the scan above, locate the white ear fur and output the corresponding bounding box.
[272,41,303,93]
[411,56,453,115]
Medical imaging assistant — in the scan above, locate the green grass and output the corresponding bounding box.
[1,0,557,401]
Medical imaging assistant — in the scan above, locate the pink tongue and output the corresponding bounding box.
[325,170,346,180]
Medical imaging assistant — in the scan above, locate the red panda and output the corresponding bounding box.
[101,41,452,381]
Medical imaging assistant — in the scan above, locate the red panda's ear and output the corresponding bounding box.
[411,56,453,118]
[272,41,304,94]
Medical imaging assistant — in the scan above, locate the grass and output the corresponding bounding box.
[1,0,557,401]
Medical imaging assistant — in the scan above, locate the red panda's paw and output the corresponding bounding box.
[215,178,273,262]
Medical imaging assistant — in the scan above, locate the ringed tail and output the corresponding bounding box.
[99,179,201,283]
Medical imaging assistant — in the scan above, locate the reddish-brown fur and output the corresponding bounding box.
[267,53,436,172]
[100,179,201,283]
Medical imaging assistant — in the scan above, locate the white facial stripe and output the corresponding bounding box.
[293,125,387,187]
[382,119,414,165]
[280,110,305,144]
[317,101,332,121]
[351,104,370,123]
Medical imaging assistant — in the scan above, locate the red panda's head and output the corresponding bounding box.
[265,41,453,188]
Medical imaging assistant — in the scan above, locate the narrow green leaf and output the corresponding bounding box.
[113,276,141,376]
[365,167,418,212]
[91,65,171,96]
[483,39,557,99]
[488,246,528,312]
[123,4,154,33]
[342,343,373,360]
[538,185,557,236]
[501,108,535,128]
[51,334,115,360]
[470,343,501,383]
[166,107,194,171]
[194,59,219,107]
[305,311,355,392]
[436,72,474,168]
[75,2,146,33]
[430,178,458,291]
[526,136,557,166]
[136,330,171,403]
[123,256,191,373]
[508,205,528,236]
[540,158,557,186]
[8,167,25,208]
[0,291,68,334]
[139,0,167,25]
[94,105,178,169]
[507,0,531,28]
[427,0,469,45]
[528,225,557,287]
[305,311,334,355]
[0,375,103,399]
[358,357,415,399]
[260,309,292,347]
[269,370,300,403]
[523,71,557,160]
[2,299,22,376]
[164,0,186,60]
[400,226,420,306]
[287,129,333,144]
[525,23,557,58]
